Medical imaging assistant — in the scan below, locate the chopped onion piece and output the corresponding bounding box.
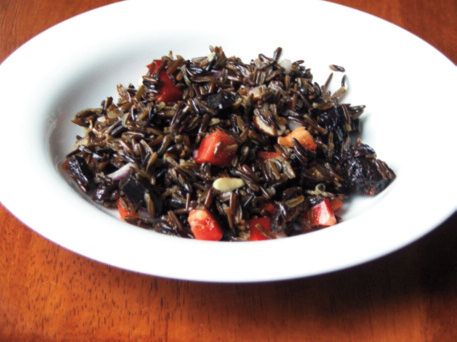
[107,163,134,181]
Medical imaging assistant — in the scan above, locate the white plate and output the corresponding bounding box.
[0,0,456,283]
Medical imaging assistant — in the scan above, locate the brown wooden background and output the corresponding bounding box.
[1,1,456,341]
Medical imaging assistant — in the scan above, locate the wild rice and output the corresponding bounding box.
[62,47,395,241]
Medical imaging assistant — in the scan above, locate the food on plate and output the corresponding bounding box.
[62,47,395,241]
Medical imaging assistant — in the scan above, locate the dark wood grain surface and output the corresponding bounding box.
[1,1,456,341]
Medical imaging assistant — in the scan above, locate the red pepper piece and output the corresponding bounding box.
[248,217,272,241]
[147,60,182,103]
[117,198,137,220]
[330,197,344,212]
[194,129,238,167]
[257,151,281,160]
[260,202,277,215]
[309,198,337,228]
[188,209,223,241]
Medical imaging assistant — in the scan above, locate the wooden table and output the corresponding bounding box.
[1,1,456,340]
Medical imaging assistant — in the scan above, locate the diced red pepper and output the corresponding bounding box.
[194,129,238,167]
[147,60,182,103]
[188,209,223,241]
[261,202,277,215]
[248,217,272,241]
[330,197,344,212]
[117,198,137,220]
[257,151,281,160]
[309,198,337,228]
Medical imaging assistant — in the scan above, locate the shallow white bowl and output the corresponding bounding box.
[0,0,456,282]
